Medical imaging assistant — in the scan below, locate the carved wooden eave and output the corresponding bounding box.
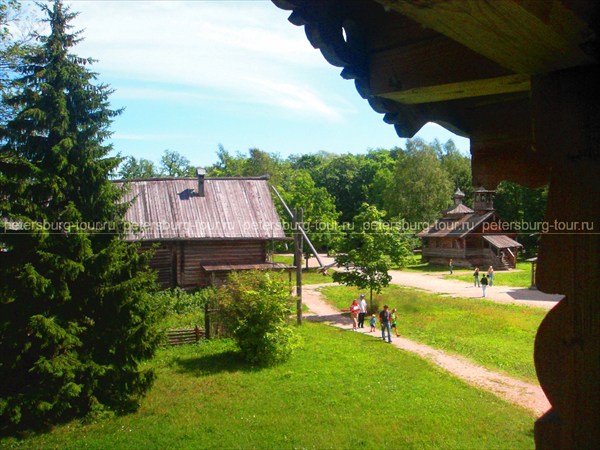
[272,0,599,188]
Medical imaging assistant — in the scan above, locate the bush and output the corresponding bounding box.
[218,271,301,366]
[152,287,215,330]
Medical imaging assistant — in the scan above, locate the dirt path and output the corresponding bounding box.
[388,270,562,310]
[301,283,551,417]
[302,254,563,310]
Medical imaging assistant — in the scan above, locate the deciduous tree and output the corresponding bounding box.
[117,155,157,179]
[333,203,414,308]
[383,139,453,225]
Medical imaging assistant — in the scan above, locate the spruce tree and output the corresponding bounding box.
[0,0,160,429]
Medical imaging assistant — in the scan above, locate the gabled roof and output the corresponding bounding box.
[117,177,286,241]
[417,211,494,239]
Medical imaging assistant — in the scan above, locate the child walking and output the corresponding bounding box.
[369,314,376,332]
[391,308,400,337]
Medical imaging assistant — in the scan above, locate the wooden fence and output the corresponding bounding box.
[166,325,205,346]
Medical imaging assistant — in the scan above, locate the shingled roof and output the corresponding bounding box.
[117,177,286,241]
[417,211,495,239]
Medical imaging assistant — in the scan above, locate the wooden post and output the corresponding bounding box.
[531,67,600,449]
[293,208,303,325]
[204,302,210,340]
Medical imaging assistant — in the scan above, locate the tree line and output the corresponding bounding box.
[121,142,546,255]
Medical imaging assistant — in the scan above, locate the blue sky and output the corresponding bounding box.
[59,0,470,169]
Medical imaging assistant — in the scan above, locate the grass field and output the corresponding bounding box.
[442,262,533,288]
[405,257,533,288]
[320,284,545,382]
[1,323,535,449]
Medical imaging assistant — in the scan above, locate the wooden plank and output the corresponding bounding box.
[376,0,595,74]
[377,74,530,104]
[369,36,515,98]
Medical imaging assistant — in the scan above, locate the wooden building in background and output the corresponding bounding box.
[119,172,289,290]
[418,188,522,269]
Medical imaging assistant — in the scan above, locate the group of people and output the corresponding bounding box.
[449,261,495,297]
[473,266,494,297]
[349,294,369,331]
[349,295,400,343]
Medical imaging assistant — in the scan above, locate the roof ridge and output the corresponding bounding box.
[113,175,270,183]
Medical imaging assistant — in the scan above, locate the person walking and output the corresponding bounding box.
[369,314,377,332]
[379,305,392,343]
[449,258,454,274]
[390,308,400,337]
[481,274,489,297]
[350,299,360,331]
[473,267,480,287]
[358,294,368,328]
[487,266,494,286]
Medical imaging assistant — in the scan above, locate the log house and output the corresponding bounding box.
[119,174,290,289]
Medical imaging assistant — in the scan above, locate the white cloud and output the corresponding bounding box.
[65,1,345,121]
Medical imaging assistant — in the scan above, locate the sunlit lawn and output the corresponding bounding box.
[320,284,545,383]
[2,323,535,449]
[443,262,533,288]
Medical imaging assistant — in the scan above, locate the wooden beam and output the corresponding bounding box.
[377,74,530,104]
[375,0,596,74]
[367,31,531,103]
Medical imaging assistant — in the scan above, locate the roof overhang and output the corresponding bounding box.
[483,234,523,249]
[272,0,599,188]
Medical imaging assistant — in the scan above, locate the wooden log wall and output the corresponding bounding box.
[143,240,267,290]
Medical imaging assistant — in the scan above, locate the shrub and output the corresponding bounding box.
[152,287,215,330]
[218,271,301,366]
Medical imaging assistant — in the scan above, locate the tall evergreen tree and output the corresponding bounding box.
[0,1,160,429]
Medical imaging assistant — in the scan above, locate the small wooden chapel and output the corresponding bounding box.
[418,187,522,269]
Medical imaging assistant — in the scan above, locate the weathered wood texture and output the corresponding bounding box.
[532,67,600,449]
[144,240,267,290]
[118,177,286,241]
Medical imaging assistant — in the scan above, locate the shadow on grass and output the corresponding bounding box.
[174,349,260,377]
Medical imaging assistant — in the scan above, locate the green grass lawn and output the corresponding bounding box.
[2,323,535,449]
[320,284,545,383]
[443,262,533,288]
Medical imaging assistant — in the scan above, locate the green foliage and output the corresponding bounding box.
[209,145,288,186]
[116,155,157,179]
[494,181,547,254]
[1,0,32,125]
[0,0,160,430]
[217,271,301,366]
[333,203,414,306]
[383,138,453,224]
[159,149,195,177]
[276,169,341,253]
[151,287,214,330]
[435,138,473,204]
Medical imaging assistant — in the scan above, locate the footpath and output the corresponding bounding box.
[301,284,551,416]
[298,256,560,416]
